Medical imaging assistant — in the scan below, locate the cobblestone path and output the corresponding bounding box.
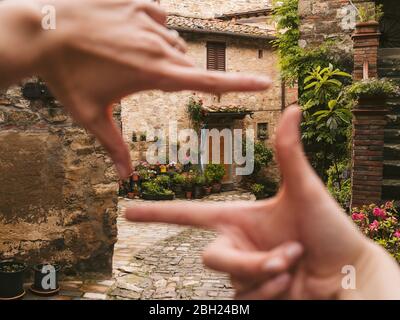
[23,191,255,300]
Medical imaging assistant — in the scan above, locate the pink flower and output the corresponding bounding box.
[352,213,365,221]
[369,220,380,232]
[385,201,394,209]
[394,230,400,238]
[373,207,387,219]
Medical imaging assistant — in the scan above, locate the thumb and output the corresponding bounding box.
[275,105,317,190]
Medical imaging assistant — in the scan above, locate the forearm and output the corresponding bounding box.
[0,0,44,88]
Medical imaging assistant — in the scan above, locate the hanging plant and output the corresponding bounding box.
[187,97,205,130]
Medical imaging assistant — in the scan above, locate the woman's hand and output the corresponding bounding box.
[0,0,271,178]
[126,106,400,300]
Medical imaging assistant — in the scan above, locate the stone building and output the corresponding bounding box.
[122,0,296,187]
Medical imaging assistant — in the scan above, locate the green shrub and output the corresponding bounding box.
[172,173,185,185]
[142,181,173,196]
[154,175,170,188]
[346,78,398,100]
[204,164,226,184]
[327,160,351,210]
[251,183,265,200]
[254,142,274,174]
[194,175,206,186]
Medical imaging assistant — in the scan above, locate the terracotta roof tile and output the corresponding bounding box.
[201,105,251,114]
[167,15,275,39]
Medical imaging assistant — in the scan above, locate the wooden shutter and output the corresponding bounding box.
[207,42,226,71]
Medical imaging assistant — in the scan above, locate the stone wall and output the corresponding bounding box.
[0,81,119,277]
[299,0,373,51]
[160,0,270,18]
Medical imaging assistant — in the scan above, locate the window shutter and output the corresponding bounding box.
[207,42,226,71]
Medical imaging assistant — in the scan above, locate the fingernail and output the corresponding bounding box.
[255,76,272,87]
[273,273,291,286]
[285,243,303,259]
[263,257,284,271]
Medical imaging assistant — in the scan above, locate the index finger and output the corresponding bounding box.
[124,201,257,228]
[165,66,272,93]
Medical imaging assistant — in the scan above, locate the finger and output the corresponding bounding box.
[136,0,167,25]
[125,201,260,228]
[275,105,320,191]
[82,105,133,179]
[235,273,291,300]
[142,14,188,53]
[203,238,303,279]
[163,66,272,93]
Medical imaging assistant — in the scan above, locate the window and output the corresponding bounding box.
[257,123,268,140]
[258,49,264,59]
[207,42,226,71]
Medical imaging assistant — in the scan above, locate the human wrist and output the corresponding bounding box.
[340,240,400,300]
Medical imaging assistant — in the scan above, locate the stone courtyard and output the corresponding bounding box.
[22,191,255,300]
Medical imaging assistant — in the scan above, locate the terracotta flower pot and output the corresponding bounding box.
[132,174,139,182]
[212,183,222,193]
[127,192,135,199]
[203,186,212,196]
[185,191,193,200]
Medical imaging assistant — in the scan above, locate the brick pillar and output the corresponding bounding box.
[352,22,380,80]
[350,22,386,208]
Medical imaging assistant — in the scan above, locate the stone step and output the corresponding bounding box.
[383,160,400,179]
[384,143,400,160]
[385,129,400,143]
[378,48,400,60]
[382,179,400,201]
[386,114,400,129]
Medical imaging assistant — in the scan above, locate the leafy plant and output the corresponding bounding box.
[357,3,384,23]
[303,64,351,107]
[172,173,185,185]
[327,160,351,210]
[141,181,173,196]
[301,64,352,180]
[187,97,204,130]
[194,174,206,186]
[204,164,226,184]
[346,78,398,100]
[351,202,400,263]
[154,175,170,188]
[253,142,274,174]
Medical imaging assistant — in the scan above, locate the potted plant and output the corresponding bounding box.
[203,176,212,196]
[354,3,383,34]
[0,260,27,300]
[172,173,185,198]
[141,181,175,201]
[132,171,140,182]
[205,164,226,193]
[30,263,61,296]
[251,183,265,200]
[183,175,194,200]
[346,78,398,106]
[193,175,205,199]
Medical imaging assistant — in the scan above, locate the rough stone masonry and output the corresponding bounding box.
[0,80,119,277]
